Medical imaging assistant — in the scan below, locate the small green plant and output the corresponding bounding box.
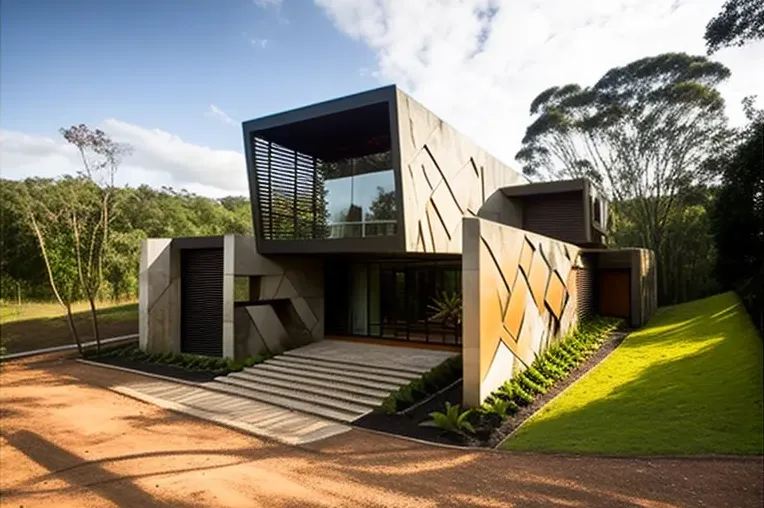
[480,397,517,419]
[524,366,553,388]
[380,395,397,414]
[509,380,535,406]
[428,291,463,329]
[380,355,463,414]
[516,372,546,396]
[419,402,475,436]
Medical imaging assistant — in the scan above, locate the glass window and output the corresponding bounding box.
[324,154,397,239]
[234,276,252,302]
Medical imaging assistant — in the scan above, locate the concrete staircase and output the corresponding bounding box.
[202,350,429,423]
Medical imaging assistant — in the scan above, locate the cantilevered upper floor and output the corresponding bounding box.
[242,85,608,255]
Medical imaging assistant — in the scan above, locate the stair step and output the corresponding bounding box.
[203,381,362,423]
[249,364,403,392]
[212,376,373,415]
[282,350,429,376]
[265,358,414,385]
[275,354,424,379]
[227,371,385,407]
[235,369,391,399]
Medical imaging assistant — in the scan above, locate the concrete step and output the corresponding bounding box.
[202,381,363,423]
[210,377,373,418]
[265,357,414,385]
[274,354,424,380]
[229,370,391,399]
[227,371,386,407]
[282,350,428,376]
[248,364,402,392]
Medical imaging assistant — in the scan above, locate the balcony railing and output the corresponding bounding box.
[327,219,397,239]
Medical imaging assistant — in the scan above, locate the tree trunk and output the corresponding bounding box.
[64,303,84,357]
[88,296,101,355]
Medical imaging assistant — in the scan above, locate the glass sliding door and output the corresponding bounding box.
[351,264,368,335]
[325,259,462,344]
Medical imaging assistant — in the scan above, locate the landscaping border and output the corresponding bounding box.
[491,329,628,448]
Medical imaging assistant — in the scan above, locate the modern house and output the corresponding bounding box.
[140,85,657,410]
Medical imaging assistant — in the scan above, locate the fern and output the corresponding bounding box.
[419,402,475,436]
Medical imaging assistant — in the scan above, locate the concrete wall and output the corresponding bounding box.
[222,235,324,360]
[462,217,582,407]
[138,238,181,354]
[395,89,527,254]
[595,248,657,327]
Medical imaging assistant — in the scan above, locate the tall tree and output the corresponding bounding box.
[516,53,732,303]
[705,0,764,53]
[60,124,131,354]
[711,102,764,330]
[20,178,86,355]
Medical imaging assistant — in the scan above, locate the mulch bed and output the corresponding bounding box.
[89,355,225,383]
[354,329,630,448]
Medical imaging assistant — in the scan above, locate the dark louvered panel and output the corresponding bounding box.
[522,192,585,245]
[181,248,223,356]
[576,255,595,321]
[253,136,325,240]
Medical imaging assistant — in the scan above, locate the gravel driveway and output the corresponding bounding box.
[1,356,761,508]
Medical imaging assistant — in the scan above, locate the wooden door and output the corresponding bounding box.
[598,269,631,319]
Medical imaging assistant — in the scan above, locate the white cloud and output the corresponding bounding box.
[253,0,281,7]
[315,0,764,168]
[0,121,248,198]
[250,38,269,48]
[206,104,237,126]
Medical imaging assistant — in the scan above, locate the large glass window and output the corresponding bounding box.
[251,101,398,241]
[324,153,397,239]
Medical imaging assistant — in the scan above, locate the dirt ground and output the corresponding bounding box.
[1,357,762,508]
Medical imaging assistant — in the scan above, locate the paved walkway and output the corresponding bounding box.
[111,377,349,445]
[1,357,762,507]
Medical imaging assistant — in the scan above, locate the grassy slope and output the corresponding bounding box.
[502,292,763,456]
[1,301,138,354]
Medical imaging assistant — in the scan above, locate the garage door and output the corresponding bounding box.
[598,269,631,319]
[181,248,224,356]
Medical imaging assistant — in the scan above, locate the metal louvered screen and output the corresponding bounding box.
[253,137,327,240]
[180,248,223,356]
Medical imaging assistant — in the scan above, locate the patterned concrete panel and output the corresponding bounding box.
[139,238,180,355]
[223,235,325,360]
[462,217,583,407]
[396,89,527,253]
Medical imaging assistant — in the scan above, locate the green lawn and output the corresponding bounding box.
[0,301,138,354]
[502,292,764,456]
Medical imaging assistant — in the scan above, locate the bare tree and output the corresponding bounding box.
[60,125,132,354]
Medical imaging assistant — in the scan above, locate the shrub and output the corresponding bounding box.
[380,395,397,414]
[419,402,474,436]
[510,380,535,406]
[480,397,517,419]
[516,372,546,396]
[524,366,552,388]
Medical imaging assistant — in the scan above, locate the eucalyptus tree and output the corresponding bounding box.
[705,0,764,53]
[516,53,732,303]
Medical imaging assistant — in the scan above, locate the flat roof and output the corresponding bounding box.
[242,86,397,161]
[500,178,587,198]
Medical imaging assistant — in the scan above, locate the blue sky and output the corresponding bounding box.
[1,0,379,153]
[2,0,762,197]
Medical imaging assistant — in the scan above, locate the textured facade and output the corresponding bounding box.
[462,217,582,407]
[396,90,526,253]
[139,238,180,354]
[223,235,324,359]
